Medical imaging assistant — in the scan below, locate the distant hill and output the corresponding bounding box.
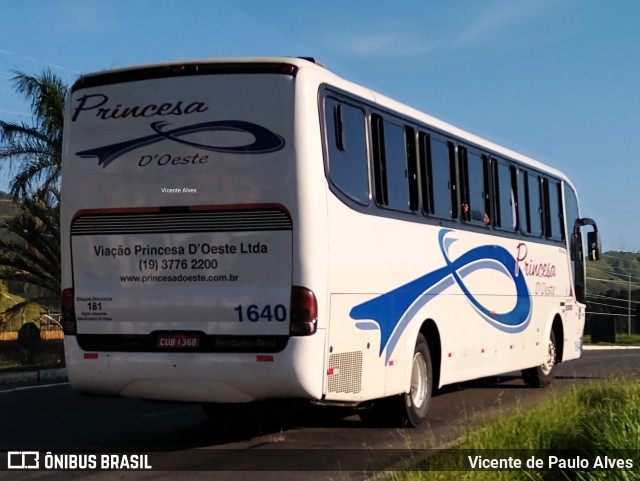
[587,251,640,293]
[586,251,640,330]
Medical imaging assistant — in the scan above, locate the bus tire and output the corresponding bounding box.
[522,330,557,388]
[402,333,433,427]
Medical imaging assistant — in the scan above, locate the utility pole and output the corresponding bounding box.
[629,252,639,336]
[629,270,632,336]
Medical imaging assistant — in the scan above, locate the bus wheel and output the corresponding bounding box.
[402,334,433,427]
[522,330,557,388]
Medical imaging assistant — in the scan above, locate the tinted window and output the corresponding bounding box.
[406,127,419,212]
[517,170,529,233]
[418,132,433,214]
[527,172,543,236]
[463,149,489,225]
[545,178,564,241]
[564,184,579,238]
[495,160,517,231]
[383,120,411,212]
[325,98,369,204]
[430,137,453,219]
[371,114,387,205]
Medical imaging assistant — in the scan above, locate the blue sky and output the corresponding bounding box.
[1,0,639,251]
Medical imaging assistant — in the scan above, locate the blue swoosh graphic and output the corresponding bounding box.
[76,120,286,168]
[350,229,531,364]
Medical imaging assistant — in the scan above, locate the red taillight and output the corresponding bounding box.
[61,288,77,335]
[290,286,317,336]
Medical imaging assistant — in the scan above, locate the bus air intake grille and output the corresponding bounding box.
[70,209,292,235]
[327,351,363,394]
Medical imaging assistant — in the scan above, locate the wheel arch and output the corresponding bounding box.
[552,313,565,363]
[418,318,442,390]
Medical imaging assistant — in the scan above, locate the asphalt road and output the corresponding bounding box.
[1,348,639,480]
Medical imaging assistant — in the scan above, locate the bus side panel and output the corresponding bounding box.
[559,298,586,363]
[324,295,387,402]
[325,187,576,397]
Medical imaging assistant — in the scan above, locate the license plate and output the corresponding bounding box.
[156,332,201,349]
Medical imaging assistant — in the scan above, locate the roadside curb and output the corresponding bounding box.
[0,367,67,386]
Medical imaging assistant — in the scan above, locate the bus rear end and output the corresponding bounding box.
[61,60,324,404]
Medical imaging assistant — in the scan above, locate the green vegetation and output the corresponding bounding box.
[0,69,64,320]
[0,69,64,198]
[0,190,60,318]
[584,333,640,346]
[587,252,640,296]
[391,379,640,480]
[587,252,640,336]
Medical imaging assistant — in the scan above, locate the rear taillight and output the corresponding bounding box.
[290,286,317,336]
[61,288,77,335]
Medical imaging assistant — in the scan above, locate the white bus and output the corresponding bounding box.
[61,57,600,426]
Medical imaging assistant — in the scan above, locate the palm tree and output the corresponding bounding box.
[0,69,65,319]
[0,69,66,199]
[0,188,60,318]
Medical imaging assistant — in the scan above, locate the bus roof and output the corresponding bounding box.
[73,56,573,189]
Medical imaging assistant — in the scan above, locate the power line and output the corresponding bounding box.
[585,312,621,317]
[586,292,639,303]
[586,276,640,288]
[586,298,640,311]
[586,300,628,312]
[600,252,640,263]
[588,264,640,281]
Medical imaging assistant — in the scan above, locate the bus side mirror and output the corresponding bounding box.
[587,231,601,261]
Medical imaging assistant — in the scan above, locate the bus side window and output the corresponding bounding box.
[325,98,370,205]
[423,135,454,219]
[371,115,413,213]
[458,146,470,222]
[383,120,411,212]
[527,172,543,237]
[518,170,530,234]
[460,148,489,226]
[543,177,565,241]
[493,159,517,231]
[406,127,419,212]
[371,113,388,206]
[418,131,434,215]
[555,180,565,240]
[482,154,492,226]
[510,165,519,231]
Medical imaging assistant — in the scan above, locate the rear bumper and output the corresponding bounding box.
[64,331,325,403]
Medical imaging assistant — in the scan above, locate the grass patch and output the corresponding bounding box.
[391,379,640,480]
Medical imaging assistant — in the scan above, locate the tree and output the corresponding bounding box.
[0,188,60,318]
[0,69,66,199]
[0,69,65,319]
